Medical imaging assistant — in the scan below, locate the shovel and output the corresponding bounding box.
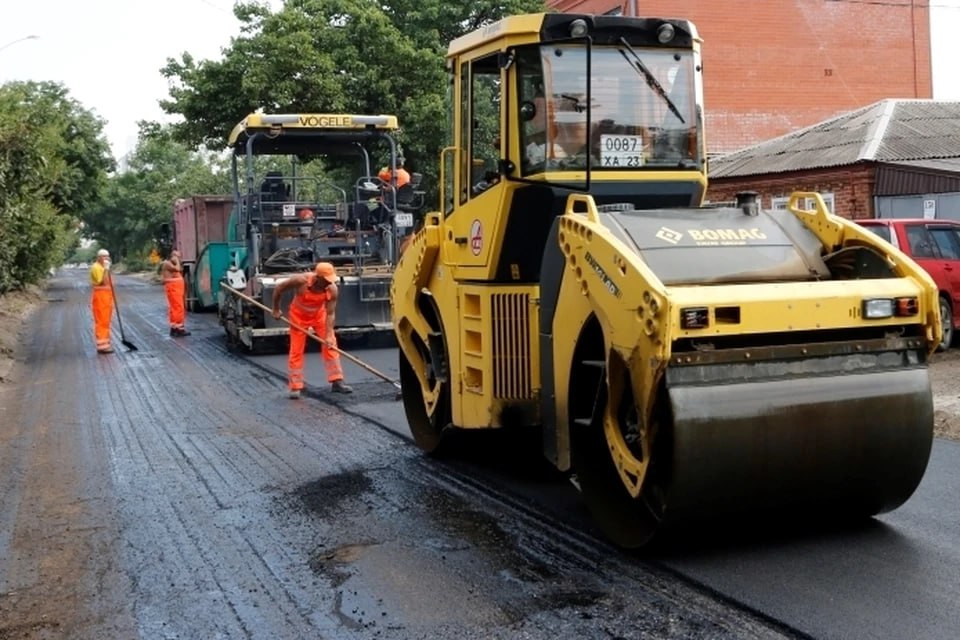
[108,272,139,351]
[222,285,400,390]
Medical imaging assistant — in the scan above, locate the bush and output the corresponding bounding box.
[0,199,73,293]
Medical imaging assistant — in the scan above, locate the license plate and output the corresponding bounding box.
[600,134,645,168]
[395,212,414,228]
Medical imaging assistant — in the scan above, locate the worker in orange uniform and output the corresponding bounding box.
[89,248,114,354]
[377,155,411,190]
[271,262,353,398]
[369,156,411,225]
[298,208,315,238]
[161,249,191,337]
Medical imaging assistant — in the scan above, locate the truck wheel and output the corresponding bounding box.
[939,296,953,352]
[220,298,242,351]
[571,350,668,549]
[566,319,668,548]
[398,338,451,453]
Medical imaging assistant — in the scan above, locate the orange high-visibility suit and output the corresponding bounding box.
[89,262,113,353]
[377,166,411,189]
[287,274,344,392]
[164,272,186,332]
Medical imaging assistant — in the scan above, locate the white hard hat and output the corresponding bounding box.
[97,249,110,257]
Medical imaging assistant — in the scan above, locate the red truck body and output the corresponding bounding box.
[173,196,233,264]
[172,196,235,310]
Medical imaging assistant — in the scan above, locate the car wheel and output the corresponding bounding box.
[938,296,954,352]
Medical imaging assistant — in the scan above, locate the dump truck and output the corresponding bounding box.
[169,195,235,311]
[218,112,414,351]
[390,13,941,547]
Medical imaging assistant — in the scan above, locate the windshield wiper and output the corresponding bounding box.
[560,93,587,113]
[618,38,685,124]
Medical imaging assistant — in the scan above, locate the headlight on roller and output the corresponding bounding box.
[862,298,894,319]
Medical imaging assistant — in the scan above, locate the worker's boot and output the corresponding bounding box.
[331,380,353,394]
[288,389,301,399]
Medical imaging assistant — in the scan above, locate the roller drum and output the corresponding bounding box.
[663,367,933,523]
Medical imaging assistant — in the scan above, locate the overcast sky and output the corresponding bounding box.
[0,0,253,157]
[2,0,960,159]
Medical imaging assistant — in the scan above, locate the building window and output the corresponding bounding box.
[771,192,835,214]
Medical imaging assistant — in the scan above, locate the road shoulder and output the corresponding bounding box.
[0,285,45,384]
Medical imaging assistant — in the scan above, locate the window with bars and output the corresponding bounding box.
[771,193,835,214]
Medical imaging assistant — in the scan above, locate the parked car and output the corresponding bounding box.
[857,218,960,350]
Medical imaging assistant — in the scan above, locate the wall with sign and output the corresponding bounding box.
[876,194,960,221]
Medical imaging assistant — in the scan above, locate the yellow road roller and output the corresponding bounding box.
[390,13,940,547]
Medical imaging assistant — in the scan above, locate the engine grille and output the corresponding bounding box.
[491,293,532,399]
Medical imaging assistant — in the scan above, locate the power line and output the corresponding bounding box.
[196,0,233,14]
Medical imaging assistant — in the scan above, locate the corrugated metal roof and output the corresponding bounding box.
[891,158,960,173]
[709,99,960,179]
[874,161,960,196]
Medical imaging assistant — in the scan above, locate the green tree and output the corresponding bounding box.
[79,127,230,263]
[0,81,113,292]
[159,0,545,203]
[2,81,114,215]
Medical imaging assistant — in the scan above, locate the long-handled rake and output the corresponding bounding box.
[108,273,138,351]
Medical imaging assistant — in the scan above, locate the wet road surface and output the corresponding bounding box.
[1,270,793,639]
[264,348,960,640]
[251,280,960,640]
[1,269,958,639]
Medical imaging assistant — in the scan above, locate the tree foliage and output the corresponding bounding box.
[0,81,113,293]
[159,0,545,202]
[78,128,231,261]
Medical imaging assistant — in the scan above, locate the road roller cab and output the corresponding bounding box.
[390,12,941,548]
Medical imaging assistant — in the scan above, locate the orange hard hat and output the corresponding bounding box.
[315,262,337,284]
[298,208,314,220]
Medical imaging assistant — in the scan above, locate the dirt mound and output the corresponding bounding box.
[0,286,45,383]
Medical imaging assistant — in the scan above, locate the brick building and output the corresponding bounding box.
[707,99,960,220]
[547,0,933,155]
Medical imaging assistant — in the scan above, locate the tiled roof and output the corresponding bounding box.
[709,99,960,179]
